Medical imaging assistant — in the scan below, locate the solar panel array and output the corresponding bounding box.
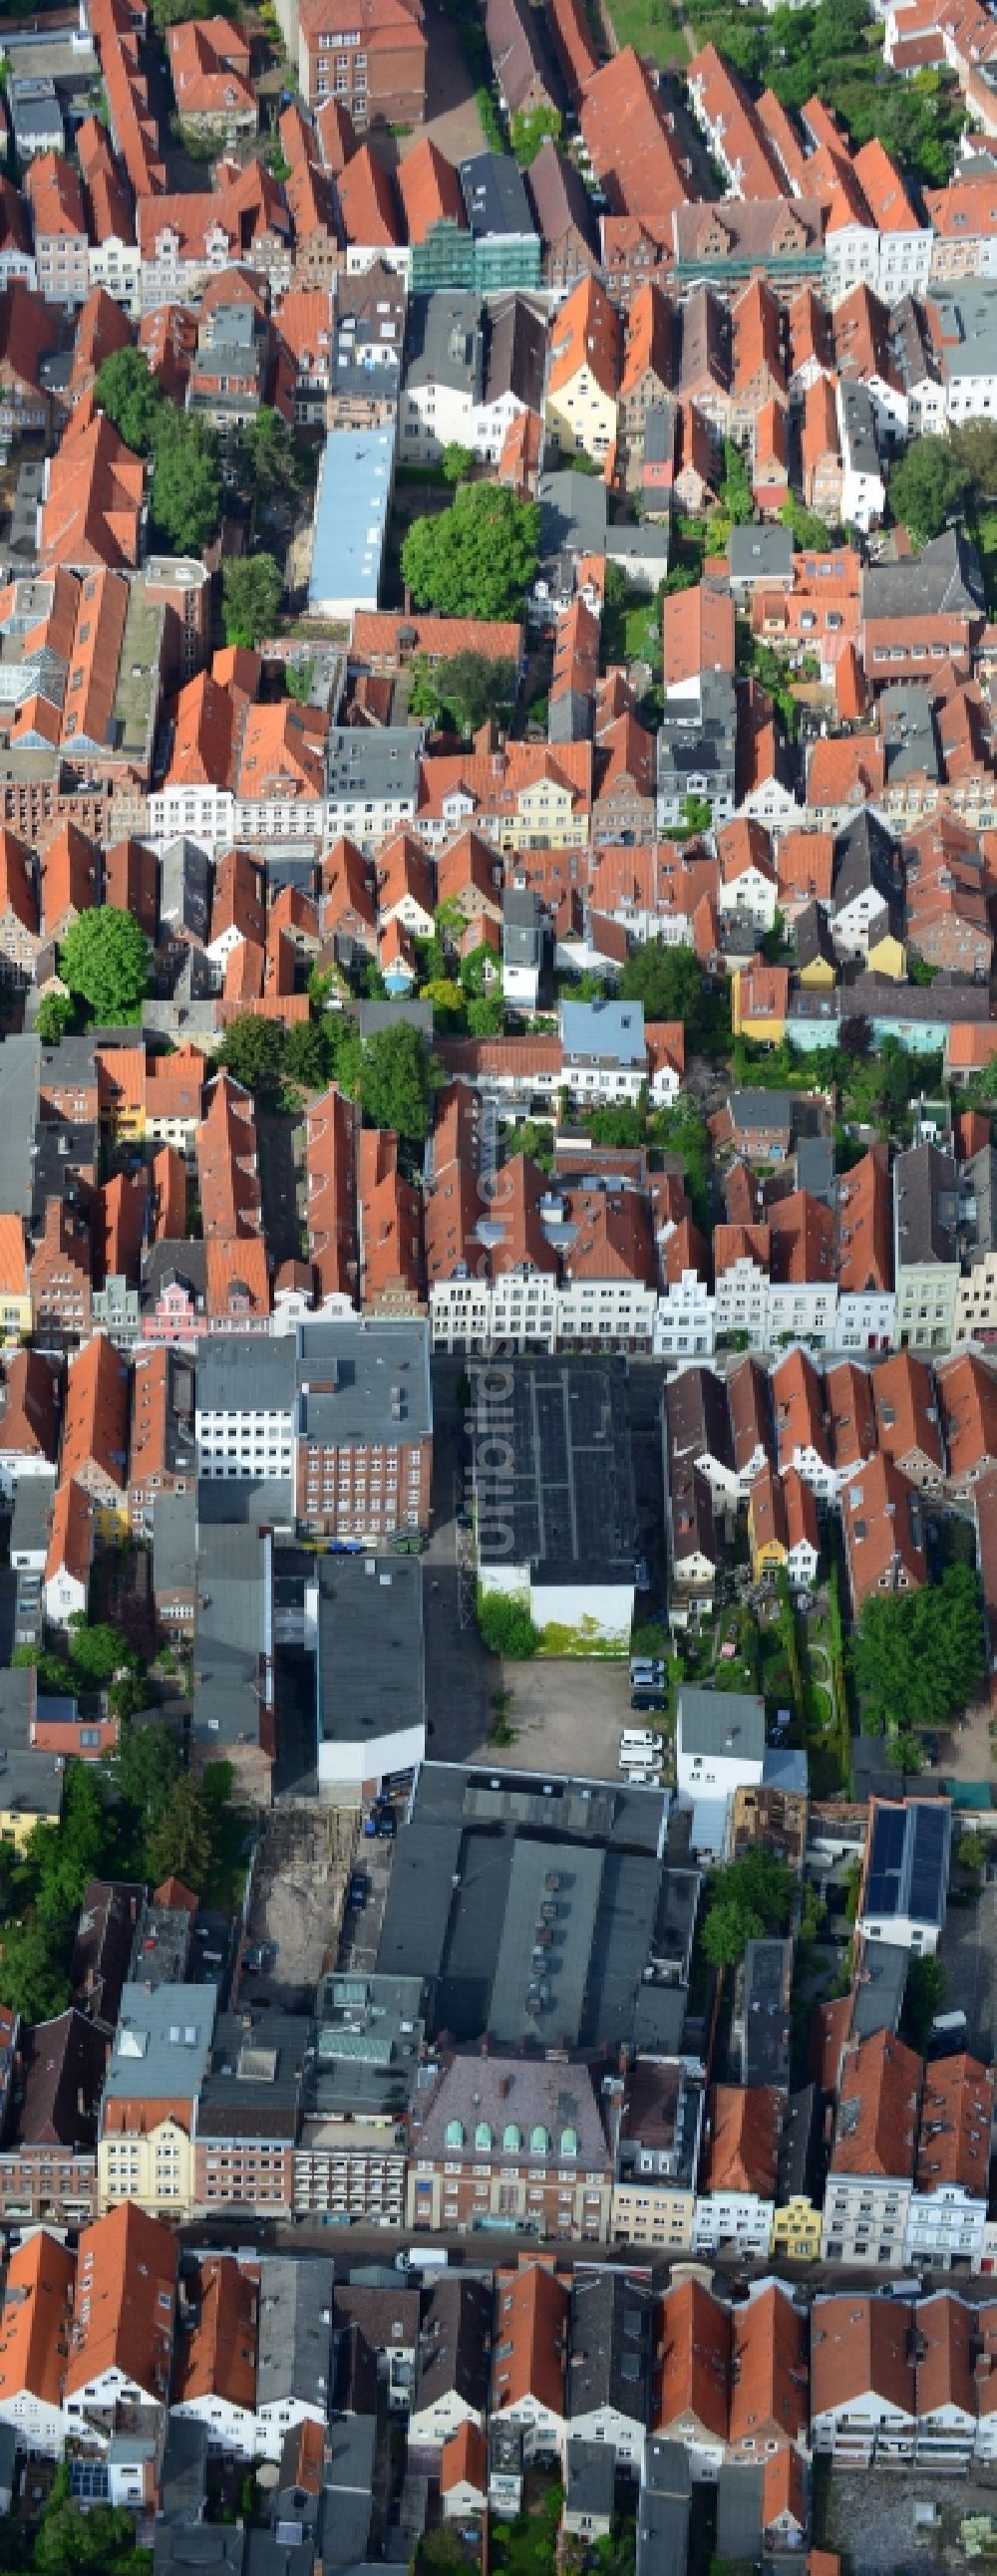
[864,1803,905,1918]
[910,1801,947,1922]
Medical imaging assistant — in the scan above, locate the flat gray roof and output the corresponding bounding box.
[255,2255,335,2409]
[0,1035,40,1217]
[297,1317,432,1445]
[326,725,421,802]
[196,1340,296,1416]
[191,1522,270,1752]
[11,1471,55,1558]
[474,1354,636,1582]
[153,1488,196,1594]
[314,1553,425,1748]
[678,1685,766,1763]
[105,1983,215,2099]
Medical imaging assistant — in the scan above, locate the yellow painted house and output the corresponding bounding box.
[771,2196,823,2262]
[748,1467,788,1581]
[731,963,789,1044]
[545,274,621,464]
[99,2112,197,2221]
[866,920,906,980]
[795,899,836,989]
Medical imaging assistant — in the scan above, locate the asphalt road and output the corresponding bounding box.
[176,2220,978,2302]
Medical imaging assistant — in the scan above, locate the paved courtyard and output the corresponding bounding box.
[827,2469,997,2575]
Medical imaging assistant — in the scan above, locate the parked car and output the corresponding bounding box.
[348,1871,370,1909]
[631,1690,666,1712]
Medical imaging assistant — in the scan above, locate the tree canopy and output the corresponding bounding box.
[619,942,703,1021]
[35,2495,151,2576]
[701,1848,796,1970]
[441,441,475,486]
[509,103,562,164]
[887,434,970,545]
[95,345,164,454]
[850,1564,987,1738]
[221,553,282,649]
[59,907,149,1022]
[35,992,75,1043]
[401,485,540,621]
[412,648,515,735]
[149,409,222,556]
[244,406,303,504]
[359,1019,439,1142]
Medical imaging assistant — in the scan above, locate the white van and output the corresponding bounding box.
[621,1729,663,1753]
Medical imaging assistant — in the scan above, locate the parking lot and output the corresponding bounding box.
[481,1654,654,1781]
[937,1875,997,2062]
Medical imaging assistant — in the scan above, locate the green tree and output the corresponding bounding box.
[114,1717,179,1839]
[145,1773,213,1896]
[284,1018,332,1090]
[586,1104,647,1147]
[221,553,282,650]
[619,940,706,1027]
[950,418,997,506]
[509,103,562,164]
[478,1591,540,1657]
[957,1831,989,1874]
[435,651,515,734]
[884,1730,924,1775]
[780,494,833,550]
[35,992,75,1043]
[150,409,221,555]
[148,0,212,32]
[95,345,164,454]
[35,2496,151,2576]
[245,406,302,504]
[402,485,540,621]
[681,793,713,835]
[720,437,754,526]
[359,1020,438,1143]
[285,656,315,704]
[0,1921,72,2024]
[442,441,475,485]
[887,435,970,544]
[902,1953,947,2053]
[850,1563,987,1737]
[219,1013,286,1097]
[468,992,504,1035]
[67,1619,138,1685]
[701,1848,795,1970]
[59,907,148,1023]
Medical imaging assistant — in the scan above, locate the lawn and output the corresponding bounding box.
[605,0,688,64]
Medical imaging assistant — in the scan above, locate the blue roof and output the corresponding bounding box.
[308,426,395,613]
[559,998,646,1067]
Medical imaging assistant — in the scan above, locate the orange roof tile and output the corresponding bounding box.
[831,2028,921,2177]
[730,2284,808,2448]
[654,2277,730,2440]
[547,273,621,402]
[61,1336,129,1493]
[702,2085,781,2196]
[0,2227,76,2414]
[493,2267,568,2421]
[175,2257,257,2413]
[67,2202,177,2401]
